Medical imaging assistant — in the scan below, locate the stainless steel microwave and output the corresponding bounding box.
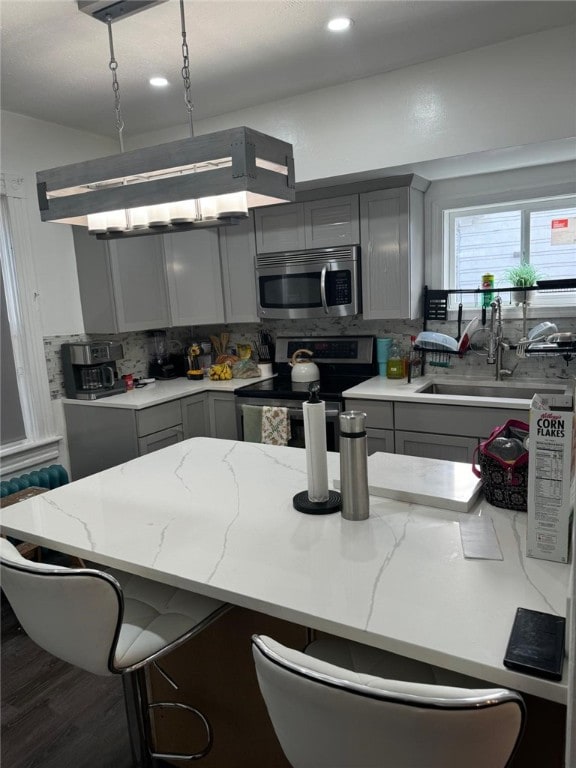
[256,246,361,320]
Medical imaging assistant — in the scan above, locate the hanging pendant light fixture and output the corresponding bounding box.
[36,0,295,240]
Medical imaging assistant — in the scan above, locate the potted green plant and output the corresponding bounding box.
[505,260,541,288]
[505,260,542,305]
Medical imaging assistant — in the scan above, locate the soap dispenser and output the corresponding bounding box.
[386,341,404,379]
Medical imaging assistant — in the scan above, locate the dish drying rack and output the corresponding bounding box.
[416,282,576,373]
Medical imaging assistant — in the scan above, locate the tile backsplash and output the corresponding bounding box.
[44,314,576,400]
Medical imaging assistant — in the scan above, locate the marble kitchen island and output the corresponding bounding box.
[0,437,569,707]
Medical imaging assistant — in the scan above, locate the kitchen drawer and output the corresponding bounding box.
[395,402,527,438]
[136,401,183,437]
[345,399,394,430]
[395,430,477,464]
[138,425,184,455]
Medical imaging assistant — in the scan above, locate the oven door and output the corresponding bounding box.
[236,396,341,451]
[256,248,360,320]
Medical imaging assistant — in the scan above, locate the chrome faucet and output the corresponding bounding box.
[487,297,513,381]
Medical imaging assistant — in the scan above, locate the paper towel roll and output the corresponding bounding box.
[303,399,329,502]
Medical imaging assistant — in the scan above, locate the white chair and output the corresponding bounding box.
[0,538,230,765]
[252,634,526,768]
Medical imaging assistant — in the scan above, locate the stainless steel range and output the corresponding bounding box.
[234,336,377,450]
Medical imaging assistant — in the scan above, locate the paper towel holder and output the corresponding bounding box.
[292,489,342,514]
[293,383,342,514]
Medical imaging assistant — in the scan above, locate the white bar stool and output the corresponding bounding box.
[0,539,230,766]
[252,634,526,768]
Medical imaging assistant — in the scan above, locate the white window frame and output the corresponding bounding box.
[0,172,61,475]
[425,161,576,321]
[445,195,576,309]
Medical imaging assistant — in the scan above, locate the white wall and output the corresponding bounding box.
[0,111,116,335]
[1,26,574,337]
[130,27,576,182]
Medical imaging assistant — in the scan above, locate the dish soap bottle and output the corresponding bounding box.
[386,341,404,379]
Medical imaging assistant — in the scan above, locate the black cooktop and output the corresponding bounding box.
[234,372,373,402]
[235,335,377,401]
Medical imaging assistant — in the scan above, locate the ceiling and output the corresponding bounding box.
[1,0,575,140]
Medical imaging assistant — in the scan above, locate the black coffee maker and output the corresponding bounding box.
[61,342,125,400]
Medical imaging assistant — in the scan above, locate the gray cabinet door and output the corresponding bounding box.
[360,188,423,320]
[219,216,260,323]
[395,430,478,464]
[254,204,306,253]
[64,403,138,479]
[73,228,119,333]
[108,236,171,331]
[345,399,393,429]
[73,228,171,333]
[138,425,184,455]
[164,229,225,326]
[208,392,238,440]
[304,196,359,248]
[366,428,395,456]
[181,393,210,439]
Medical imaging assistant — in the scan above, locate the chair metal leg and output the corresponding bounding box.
[122,670,155,768]
[123,666,213,765]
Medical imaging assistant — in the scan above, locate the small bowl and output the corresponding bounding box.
[186,370,204,380]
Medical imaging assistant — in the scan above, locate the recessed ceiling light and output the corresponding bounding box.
[149,76,169,87]
[327,17,353,32]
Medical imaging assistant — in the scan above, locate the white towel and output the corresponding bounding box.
[261,406,291,446]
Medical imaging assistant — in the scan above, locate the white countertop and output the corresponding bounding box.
[0,438,568,704]
[342,375,569,409]
[62,375,275,410]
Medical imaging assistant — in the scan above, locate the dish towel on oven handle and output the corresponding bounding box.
[242,404,263,443]
[261,406,292,446]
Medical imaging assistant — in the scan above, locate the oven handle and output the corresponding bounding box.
[320,265,329,314]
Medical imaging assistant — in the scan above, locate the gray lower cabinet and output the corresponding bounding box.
[207,392,238,440]
[181,393,210,439]
[366,427,395,456]
[65,399,183,479]
[138,425,184,455]
[73,227,170,333]
[395,430,477,463]
[347,397,528,464]
[394,402,527,464]
[345,399,394,456]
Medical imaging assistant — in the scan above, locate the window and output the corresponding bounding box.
[445,195,576,308]
[0,173,59,474]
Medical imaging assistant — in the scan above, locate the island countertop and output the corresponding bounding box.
[0,437,568,704]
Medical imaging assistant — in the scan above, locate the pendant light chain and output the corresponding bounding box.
[106,15,125,152]
[179,0,195,138]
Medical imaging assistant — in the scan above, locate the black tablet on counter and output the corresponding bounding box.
[503,607,566,681]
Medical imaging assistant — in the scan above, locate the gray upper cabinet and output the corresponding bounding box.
[254,203,306,253]
[254,195,359,253]
[73,227,170,334]
[164,229,225,327]
[218,216,260,323]
[303,196,360,248]
[359,186,424,320]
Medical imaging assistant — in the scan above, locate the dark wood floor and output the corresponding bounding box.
[1,594,134,768]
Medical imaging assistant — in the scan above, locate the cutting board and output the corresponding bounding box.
[333,452,482,513]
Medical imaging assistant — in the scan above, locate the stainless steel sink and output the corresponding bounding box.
[416,382,569,400]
